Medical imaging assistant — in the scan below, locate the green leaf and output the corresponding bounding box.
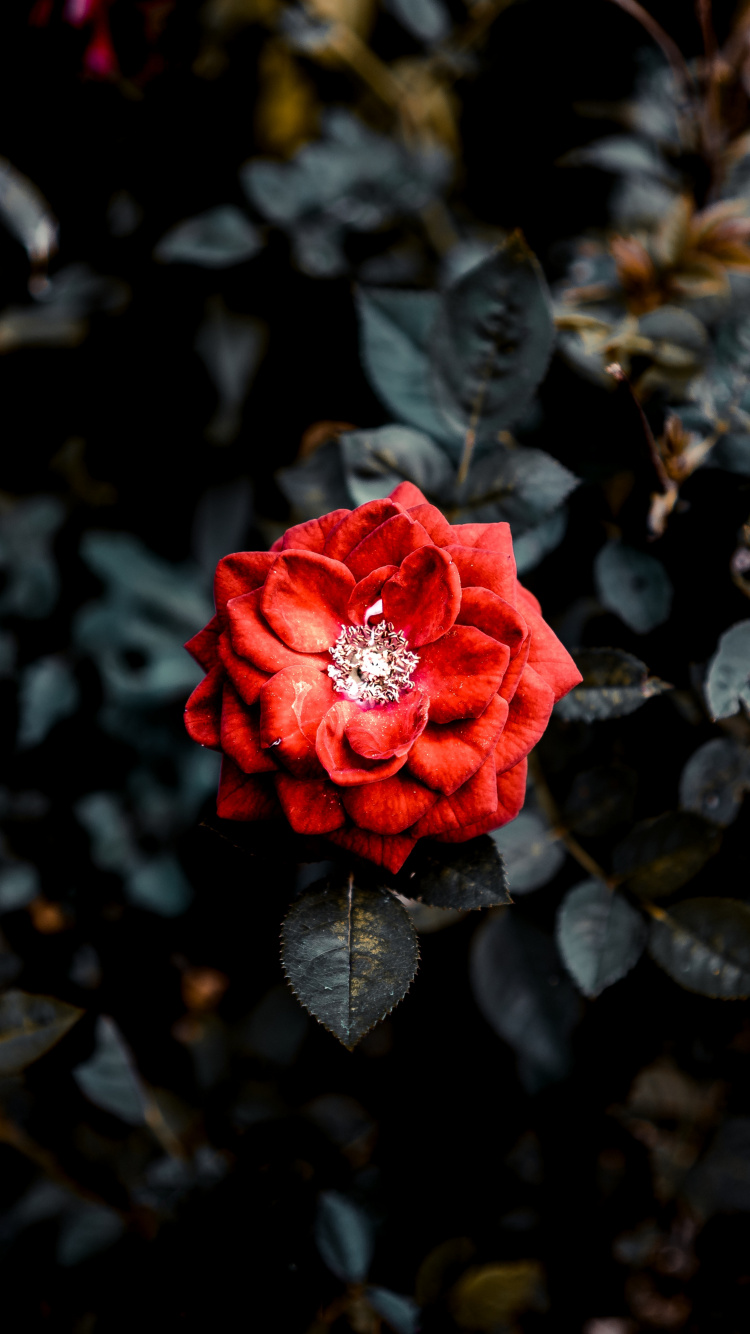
[563,765,637,836]
[407,835,510,910]
[57,1205,124,1267]
[17,656,79,750]
[276,439,352,520]
[280,877,419,1048]
[613,812,721,899]
[649,898,750,998]
[490,811,565,894]
[339,424,453,507]
[73,1016,148,1126]
[383,0,449,43]
[679,737,750,828]
[470,911,580,1091]
[513,506,568,575]
[153,206,262,268]
[555,648,671,722]
[0,991,83,1075]
[355,287,454,447]
[705,621,750,720]
[594,541,673,634]
[556,879,646,998]
[454,446,578,527]
[366,1287,420,1334]
[429,234,555,447]
[315,1190,374,1282]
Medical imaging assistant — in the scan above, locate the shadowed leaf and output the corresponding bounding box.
[557,879,647,998]
[355,287,452,446]
[281,878,419,1048]
[0,991,83,1075]
[555,648,671,722]
[649,898,750,998]
[73,1016,148,1125]
[563,764,637,836]
[594,541,673,634]
[407,835,510,910]
[491,812,565,894]
[679,737,750,827]
[315,1190,374,1282]
[613,812,721,899]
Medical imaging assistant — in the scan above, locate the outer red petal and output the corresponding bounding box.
[214,552,275,623]
[412,626,509,724]
[389,481,428,507]
[220,684,278,774]
[316,701,409,786]
[216,759,280,820]
[218,630,268,705]
[456,588,527,656]
[499,637,530,705]
[406,502,454,546]
[494,665,555,774]
[342,771,438,834]
[261,551,355,653]
[345,514,432,582]
[515,583,541,616]
[324,499,403,563]
[326,825,417,874]
[348,565,399,625]
[451,522,515,563]
[345,690,429,760]
[184,665,223,748]
[259,663,336,777]
[407,692,509,794]
[381,546,461,647]
[410,754,498,837]
[185,615,221,670]
[274,773,345,834]
[443,545,517,605]
[434,756,527,842]
[228,589,329,674]
[280,509,351,554]
[515,583,582,701]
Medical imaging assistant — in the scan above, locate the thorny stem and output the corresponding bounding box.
[527,752,614,886]
[606,362,673,497]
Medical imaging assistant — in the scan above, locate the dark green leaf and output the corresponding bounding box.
[57,1205,124,1267]
[454,446,578,527]
[613,813,722,899]
[408,836,510,910]
[513,506,568,575]
[355,287,453,446]
[490,812,565,894]
[684,1117,750,1217]
[429,234,555,446]
[366,1287,420,1334]
[705,621,750,720]
[470,911,580,1091]
[17,656,79,749]
[555,648,671,722]
[649,898,750,998]
[281,878,419,1048]
[315,1190,374,1282]
[594,541,673,634]
[383,0,449,43]
[339,424,453,507]
[276,439,352,520]
[556,879,646,998]
[563,765,637,836]
[679,737,750,827]
[0,991,83,1075]
[73,1016,148,1125]
[153,206,262,268]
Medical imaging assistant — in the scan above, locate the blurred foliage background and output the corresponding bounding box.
[2,1,750,1331]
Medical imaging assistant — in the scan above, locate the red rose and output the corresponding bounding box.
[184,483,582,873]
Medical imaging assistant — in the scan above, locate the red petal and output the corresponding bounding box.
[345,690,429,760]
[515,586,582,701]
[228,589,329,674]
[443,545,517,605]
[381,546,461,647]
[494,666,555,774]
[343,771,438,834]
[412,626,509,724]
[215,552,275,623]
[316,701,409,786]
[185,615,221,670]
[218,629,269,705]
[220,685,278,774]
[499,637,530,705]
[261,551,355,653]
[389,481,428,507]
[274,773,345,834]
[326,825,417,873]
[348,566,399,626]
[451,522,515,561]
[434,757,527,842]
[324,499,403,563]
[516,582,541,616]
[407,692,509,794]
[280,509,351,554]
[345,514,432,582]
[456,588,527,655]
[217,759,280,820]
[259,663,336,777]
[410,754,498,837]
[407,502,454,546]
[184,666,222,748]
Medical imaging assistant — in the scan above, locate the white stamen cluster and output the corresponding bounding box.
[328,622,419,704]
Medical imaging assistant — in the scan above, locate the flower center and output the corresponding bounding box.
[327,621,419,704]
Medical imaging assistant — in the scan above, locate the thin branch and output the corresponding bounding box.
[606,362,673,496]
[0,1114,131,1220]
[605,0,695,104]
[527,752,613,885]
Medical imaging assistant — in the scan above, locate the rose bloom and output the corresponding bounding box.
[184,484,581,873]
